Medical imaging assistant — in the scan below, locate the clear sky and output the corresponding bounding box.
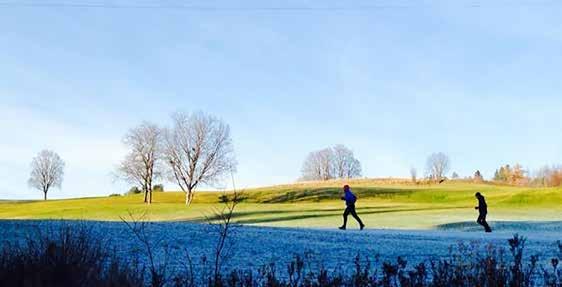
[1,0,562,199]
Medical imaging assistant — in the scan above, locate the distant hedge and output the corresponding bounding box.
[153,184,164,192]
[126,186,141,195]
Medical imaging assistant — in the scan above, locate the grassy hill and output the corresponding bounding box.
[1,179,561,229]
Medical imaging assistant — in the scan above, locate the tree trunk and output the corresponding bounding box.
[43,190,47,201]
[143,188,148,203]
[147,178,152,205]
[185,190,193,206]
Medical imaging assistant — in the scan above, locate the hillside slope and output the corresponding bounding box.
[1,180,561,229]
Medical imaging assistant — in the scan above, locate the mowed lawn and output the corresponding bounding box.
[1,180,562,229]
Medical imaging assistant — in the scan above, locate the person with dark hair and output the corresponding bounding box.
[475,192,492,232]
[339,185,365,230]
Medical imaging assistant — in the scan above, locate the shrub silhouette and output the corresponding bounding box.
[0,224,144,287]
[1,225,561,287]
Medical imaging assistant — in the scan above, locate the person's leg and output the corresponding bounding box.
[340,207,350,229]
[477,214,484,226]
[481,213,492,232]
[349,206,365,229]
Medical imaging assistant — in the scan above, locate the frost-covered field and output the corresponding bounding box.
[0,220,560,274]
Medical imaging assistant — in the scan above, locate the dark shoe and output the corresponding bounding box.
[338,226,346,230]
[360,224,365,230]
[485,229,492,233]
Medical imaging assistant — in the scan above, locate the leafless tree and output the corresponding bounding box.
[301,145,362,181]
[425,152,450,182]
[301,148,334,181]
[332,144,362,179]
[163,112,236,205]
[28,150,65,200]
[117,122,162,204]
[533,165,551,187]
[410,167,417,183]
[300,152,320,181]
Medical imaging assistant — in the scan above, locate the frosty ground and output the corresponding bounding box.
[1,220,560,275]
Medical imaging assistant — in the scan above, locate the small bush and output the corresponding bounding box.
[153,184,164,192]
[109,193,121,197]
[126,186,141,195]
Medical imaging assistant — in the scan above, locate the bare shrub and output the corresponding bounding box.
[206,189,243,285]
[121,212,170,287]
[2,225,559,286]
[0,223,144,287]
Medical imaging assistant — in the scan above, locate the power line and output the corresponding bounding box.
[0,3,410,10]
[0,0,559,11]
[0,1,414,10]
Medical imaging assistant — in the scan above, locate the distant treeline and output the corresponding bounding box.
[492,164,562,187]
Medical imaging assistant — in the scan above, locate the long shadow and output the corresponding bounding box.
[0,200,50,205]
[437,220,562,231]
[197,206,400,222]
[258,187,416,203]
[233,206,466,225]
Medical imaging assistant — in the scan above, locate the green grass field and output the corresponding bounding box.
[1,179,561,229]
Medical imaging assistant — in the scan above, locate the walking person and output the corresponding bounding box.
[475,192,492,232]
[339,185,365,230]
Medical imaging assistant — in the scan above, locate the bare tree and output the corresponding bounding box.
[301,145,362,181]
[533,165,562,187]
[117,122,162,204]
[301,148,334,181]
[410,167,417,183]
[28,150,65,200]
[163,112,236,206]
[300,151,321,181]
[332,144,362,179]
[425,152,450,182]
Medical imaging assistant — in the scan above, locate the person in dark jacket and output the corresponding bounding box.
[475,192,492,232]
[339,185,365,230]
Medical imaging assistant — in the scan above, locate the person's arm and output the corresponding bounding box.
[476,198,485,209]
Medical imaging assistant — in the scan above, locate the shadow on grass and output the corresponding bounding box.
[258,187,416,203]
[230,206,465,225]
[437,220,562,232]
[196,206,401,222]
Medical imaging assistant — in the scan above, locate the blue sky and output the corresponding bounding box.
[1,1,562,199]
